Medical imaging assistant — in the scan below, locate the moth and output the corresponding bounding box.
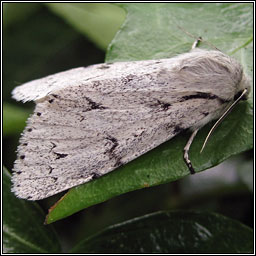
[11,39,251,200]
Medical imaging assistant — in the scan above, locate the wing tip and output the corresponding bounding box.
[12,84,42,103]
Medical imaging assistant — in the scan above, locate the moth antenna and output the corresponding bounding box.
[200,88,248,153]
[202,40,220,52]
[177,25,198,41]
[177,25,220,51]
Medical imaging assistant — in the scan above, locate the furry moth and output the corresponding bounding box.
[11,44,251,200]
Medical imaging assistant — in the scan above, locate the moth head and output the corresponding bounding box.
[234,72,251,101]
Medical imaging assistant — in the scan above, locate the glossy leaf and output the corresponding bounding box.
[71,211,253,253]
[106,3,253,62]
[3,167,61,253]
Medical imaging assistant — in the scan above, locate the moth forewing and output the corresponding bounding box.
[12,49,250,200]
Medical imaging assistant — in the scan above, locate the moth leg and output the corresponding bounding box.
[183,129,199,174]
[191,37,202,49]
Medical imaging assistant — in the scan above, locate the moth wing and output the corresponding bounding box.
[12,53,233,200]
[12,59,172,103]
[12,67,105,102]
[12,83,223,200]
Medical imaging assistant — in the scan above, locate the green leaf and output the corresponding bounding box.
[45,3,125,50]
[3,166,61,253]
[3,103,31,136]
[46,3,253,224]
[106,3,253,62]
[71,211,253,253]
